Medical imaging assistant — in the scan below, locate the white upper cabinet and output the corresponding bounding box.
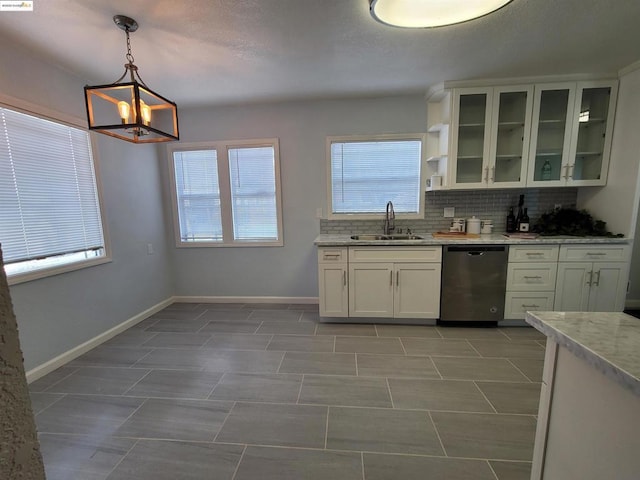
[428,77,618,191]
[527,80,618,187]
[489,85,534,188]
[449,85,533,189]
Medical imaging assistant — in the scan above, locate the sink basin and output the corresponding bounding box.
[350,234,423,241]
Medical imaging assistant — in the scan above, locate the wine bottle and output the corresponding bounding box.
[541,159,552,181]
[506,207,516,233]
[515,194,524,231]
[519,207,530,232]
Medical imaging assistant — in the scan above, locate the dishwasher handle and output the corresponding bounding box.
[467,251,485,256]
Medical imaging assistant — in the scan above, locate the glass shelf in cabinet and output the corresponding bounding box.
[458,123,485,128]
[575,151,602,157]
[535,150,563,158]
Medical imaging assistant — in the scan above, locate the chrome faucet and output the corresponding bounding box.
[383,201,395,235]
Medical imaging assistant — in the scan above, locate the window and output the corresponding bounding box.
[0,105,108,283]
[327,134,425,218]
[168,139,283,247]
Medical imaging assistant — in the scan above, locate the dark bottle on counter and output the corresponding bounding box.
[515,194,525,230]
[506,207,516,233]
[519,207,530,232]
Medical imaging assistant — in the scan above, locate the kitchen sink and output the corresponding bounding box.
[350,234,423,241]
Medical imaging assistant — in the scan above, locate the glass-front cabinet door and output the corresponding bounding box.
[450,88,493,189]
[567,81,618,186]
[488,86,533,188]
[527,83,576,186]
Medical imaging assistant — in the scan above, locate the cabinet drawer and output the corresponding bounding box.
[507,263,558,291]
[504,292,555,320]
[318,247,347,264]
[349,246,442,263]
[559,244,630,262]
[509,245,559,262]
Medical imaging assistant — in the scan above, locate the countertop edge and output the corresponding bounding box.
[526,312,640,397]
[314,234,633,246]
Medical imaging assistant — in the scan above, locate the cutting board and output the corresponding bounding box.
[432,232,481,239]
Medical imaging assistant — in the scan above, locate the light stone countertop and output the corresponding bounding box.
[526,311,640,397]
[314,233,632,246]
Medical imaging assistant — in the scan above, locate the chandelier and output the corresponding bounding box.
[84,15,179,143]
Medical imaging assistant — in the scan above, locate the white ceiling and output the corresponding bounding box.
[1,0,639,107]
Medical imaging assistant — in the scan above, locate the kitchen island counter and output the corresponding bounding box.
[525,311,640,480]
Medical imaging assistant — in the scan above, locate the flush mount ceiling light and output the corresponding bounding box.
[369,0,514,28]
[84,15,179,143]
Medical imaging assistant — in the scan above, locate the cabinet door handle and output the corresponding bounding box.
[343,270,346,286]
[523,275,543,280]
[592,270,601,286]
[562,164,569,180]
[324,254,340,260]
[526,252,544,256]
[586,252,606,256]
[568,164,575,179]
[521,304,540,309]
[586,270,593,286]
[396,271,400,287]
[390,270,393,286]
[490,166,495,182]
[484,166,489,183]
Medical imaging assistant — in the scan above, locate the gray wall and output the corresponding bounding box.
[0,32,175,370]
[168,96,426,298]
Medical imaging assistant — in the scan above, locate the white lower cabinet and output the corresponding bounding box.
[348,247,442,319]
[554,245,630,312]
[317,247,348,317]
[555,262,629,312]
[504,245,559,320]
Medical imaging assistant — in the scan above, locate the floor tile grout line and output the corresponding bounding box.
[128,348,156,369]
[354,353,359,376]
[275,351,287,374]
[486,459,501,480]
[230,444,248,480]
[465,339,483,357]
[32,392,68,415]
[104,437,141,479]
[427,410,448,457]
[427,356,444,380]
[505,358,535,383]
[212,400,237,443]
[206,372,226,399]
[296,374,305,404]
[37,367,79,393]
[472,380,499,414]
[399,336,408,355]
[324,405,330,449]
[361,451,366,480]
[385,377,395,409]
[121,368,154,396]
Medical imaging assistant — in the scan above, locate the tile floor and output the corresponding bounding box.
[29,303,546,480]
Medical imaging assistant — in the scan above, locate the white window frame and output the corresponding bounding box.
[0,94,111,286]
[167,138,284,248]
[326,133,427,220]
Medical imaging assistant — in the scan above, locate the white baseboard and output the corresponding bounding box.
[26,296,175,383]
[625,299,640,309]
[173,296,319,305]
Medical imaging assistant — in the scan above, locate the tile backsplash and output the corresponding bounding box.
[320,188,578,235]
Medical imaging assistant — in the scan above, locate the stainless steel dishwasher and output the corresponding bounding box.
[440,245,508,323]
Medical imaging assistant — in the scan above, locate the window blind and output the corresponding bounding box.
[173,150,223,241]
[330,140,422,214]
[0,107,104,265]
[229,146,278,240]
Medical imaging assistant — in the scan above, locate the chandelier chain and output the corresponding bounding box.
[125,30,135,65]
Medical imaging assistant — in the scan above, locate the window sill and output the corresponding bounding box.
[176,240,284,248]
[6,256,112,286]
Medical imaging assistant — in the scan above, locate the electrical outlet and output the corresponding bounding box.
[443,207,455,218]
